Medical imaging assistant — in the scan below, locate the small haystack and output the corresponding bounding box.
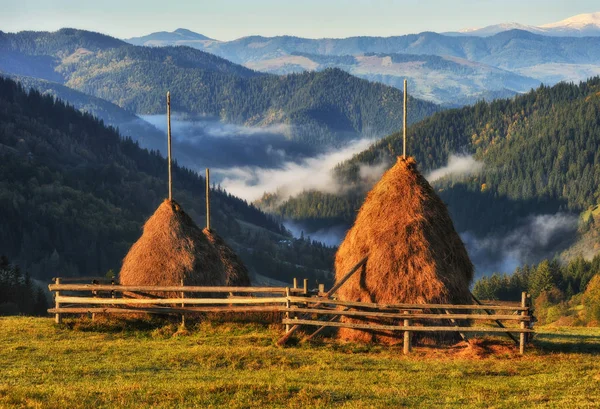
[203,228,251,287]
[120,199,250,291]
[334,157,473,342]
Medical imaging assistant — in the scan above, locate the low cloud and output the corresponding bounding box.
[462,213,579,277]
[284,221,348,247]
[215,138,377,202]
[138,114,315,170]
[426,154,484,182]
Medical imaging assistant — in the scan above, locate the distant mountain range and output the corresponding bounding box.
[0,29,438,151]
[245,52,540,106]
[124,17,600,104]
[447,12,600,37]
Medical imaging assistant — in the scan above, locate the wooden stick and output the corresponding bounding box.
[324,256,368,298]
[520,292,527,354]
[180,279,185,328]
[444,309,467,341]
[276,256,368,345]
[287,296,527,311]
[281,319,533,333]
[49,284,290,293]
[49,306,288,314]
[285,287,291,332]
[167,92,173,201]
[284,307,529,321]
[403,311,411,354]
[403,79,407,158]
[471,292,519,344]
[304,314,343,342]
[54,278,62,324]
[303,279,308,295]
[55,296,287,305]
[91,279,98,321]
[205,168,210,231]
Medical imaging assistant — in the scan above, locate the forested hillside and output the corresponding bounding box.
[2,73,166,152]
[268,77,600,244]
[0,29,439,148]
[0,77,335,284]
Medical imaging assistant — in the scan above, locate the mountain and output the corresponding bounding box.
[448,12,600,37]
[245,52,540,105]
[263,77,600,272]
[0,76,335,284]
[127,28,600,98]
[0,29,439,149]
[126,28,215,46]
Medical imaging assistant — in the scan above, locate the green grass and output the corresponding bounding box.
[1,317,600,408]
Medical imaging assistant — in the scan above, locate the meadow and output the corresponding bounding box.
[1,317,599,408]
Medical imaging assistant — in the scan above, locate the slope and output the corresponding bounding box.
[0,76,335,283]
[1,73,166,152]
[265,77,600,262]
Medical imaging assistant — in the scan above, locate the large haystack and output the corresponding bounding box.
[120,199,250,290]
[335,157,473,342]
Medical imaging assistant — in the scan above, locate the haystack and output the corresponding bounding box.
[119,199,250,292]
[203,228,251,287]
[334,157,473,343]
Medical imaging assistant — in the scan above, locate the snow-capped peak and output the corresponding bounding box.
[540,12,600,29]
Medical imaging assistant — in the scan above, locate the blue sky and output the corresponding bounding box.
[1,0,598,40]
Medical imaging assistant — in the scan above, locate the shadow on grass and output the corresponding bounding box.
[533,332,600,354]
[61,314,279,339]
[63,315,175,334]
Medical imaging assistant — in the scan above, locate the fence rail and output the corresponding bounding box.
[48,277,533,354]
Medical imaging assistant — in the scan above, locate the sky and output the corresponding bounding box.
[1,0,598,40]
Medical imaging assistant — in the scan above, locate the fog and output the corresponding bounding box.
[426,154,484,182]
[215,138,380,202]
[461,213,579,277]
[140,114,317,171]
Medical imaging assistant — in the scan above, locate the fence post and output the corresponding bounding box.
[303,279,308,295]
[318,284,325,296]
[180,279,186,328]
[54,277,62,324]
[293,278,297,290]
[520,292,527,354]
[91,279,98,321]
[285,287,291,333]
[403,310,411,354]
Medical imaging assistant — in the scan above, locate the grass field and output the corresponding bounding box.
[1,317,600,408]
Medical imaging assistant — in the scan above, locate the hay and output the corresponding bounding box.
[334,157,474,343]
[203,228,251,287]
[119,199,250,293]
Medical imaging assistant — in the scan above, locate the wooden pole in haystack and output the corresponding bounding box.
[205,168,211,231]
[403,79,407,159]
[167,92,173,201]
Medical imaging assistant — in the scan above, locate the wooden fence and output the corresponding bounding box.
[48,277,533,354]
